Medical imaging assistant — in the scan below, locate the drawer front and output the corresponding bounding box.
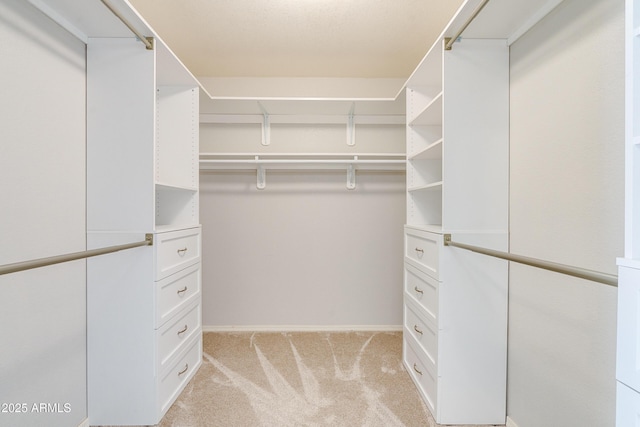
[157,302,201,370]
[404,335,437,414]
[156,263,201,327]
[404,262,438,323]
[405,228,440,279]
[156,227,201,279]
[405,303,437,366]
[159,336,202,416]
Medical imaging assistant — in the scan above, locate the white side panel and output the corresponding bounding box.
[617,381,640,426]
[442,39,509,233]
[87,37,155,232]
[618,266,640,392]
[87,233,156,425]
[437,232,508,425]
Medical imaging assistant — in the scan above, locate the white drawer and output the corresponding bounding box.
[404,261,438,324]
[404,302,437,366]
[155,227,201,279]
[157,302,201,370]
[405,228,440,279]
[158,336,202,416]
[156,263,201,327]
[404,335,437,414]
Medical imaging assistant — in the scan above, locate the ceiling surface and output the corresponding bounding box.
[129,0,464,80]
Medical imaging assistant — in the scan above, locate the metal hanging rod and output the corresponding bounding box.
[444,0,491,50]
[100,0,154,50]
[443,234,618,287]
[0,234,153,277]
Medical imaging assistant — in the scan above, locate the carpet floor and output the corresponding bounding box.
[154,331,506,427]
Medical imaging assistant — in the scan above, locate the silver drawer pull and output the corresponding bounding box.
[177,286,188,295]
[415,248,424,254]
[413,363,423,376]
[414,286,423,294]
[413,325,423,335]
[178,363,189,376]
[177,247,188,255]
[177,325,188,335]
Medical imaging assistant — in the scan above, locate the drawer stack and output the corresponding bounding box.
[154,227,203,416]
[403,226,442,414]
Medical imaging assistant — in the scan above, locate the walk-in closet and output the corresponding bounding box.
[0,0,632,426]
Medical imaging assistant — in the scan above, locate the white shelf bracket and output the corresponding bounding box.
[256,157,266,190]
[347,102,356,146]
[258,102,270,146]
[346,159,356,190]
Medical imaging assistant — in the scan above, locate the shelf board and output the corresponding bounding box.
[407,181,443,193]
[155,182,198,192]
[405,224,443,235]
[408,139,443,160]
[154,224,201,234]
[409,93,443,126]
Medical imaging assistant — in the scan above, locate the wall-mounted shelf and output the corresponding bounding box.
[200,153,405,190]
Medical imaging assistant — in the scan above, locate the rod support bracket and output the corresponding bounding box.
[443,234,452,246]
[145,233,154,246]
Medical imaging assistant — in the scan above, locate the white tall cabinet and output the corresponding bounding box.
[402,0,567,424]
[28,1,202,425]
[617,0,640,423]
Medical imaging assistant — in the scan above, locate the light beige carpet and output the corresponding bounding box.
[157,331,505,427]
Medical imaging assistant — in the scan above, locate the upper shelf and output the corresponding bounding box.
[199,92,406,119]
[28,0,201,88]
[406,0,566,87]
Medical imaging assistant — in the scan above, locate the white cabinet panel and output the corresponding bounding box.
[618,266,640,393]
[617,381,640,427]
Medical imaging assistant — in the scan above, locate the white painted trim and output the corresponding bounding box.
[77,418,90,427]
[203,325,403,333]
[506,416,520,427]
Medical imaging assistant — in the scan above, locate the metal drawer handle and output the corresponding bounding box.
[177,286,188,295]
[414,286,423,294]
[413,363,422,376]
[178,363,189,376]
[414,325,423,335]
[177,325,188,335]
[177,247,188,255]
[415,248,424,254]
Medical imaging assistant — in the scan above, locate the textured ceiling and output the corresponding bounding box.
[129,0,464,79]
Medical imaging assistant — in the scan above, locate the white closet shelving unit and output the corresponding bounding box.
[199,97,406,189]
[402,0,565,424]
[617,0,640,422]
[29,1,204,425]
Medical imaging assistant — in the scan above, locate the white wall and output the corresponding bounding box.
[199,122,406,329]
[507,0,624,425]
[0,1,87,426]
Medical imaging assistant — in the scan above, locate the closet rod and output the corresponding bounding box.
[100,0,153,50]
[443,234,618,287]
[0,235,153,277]
[444,0,490,50]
